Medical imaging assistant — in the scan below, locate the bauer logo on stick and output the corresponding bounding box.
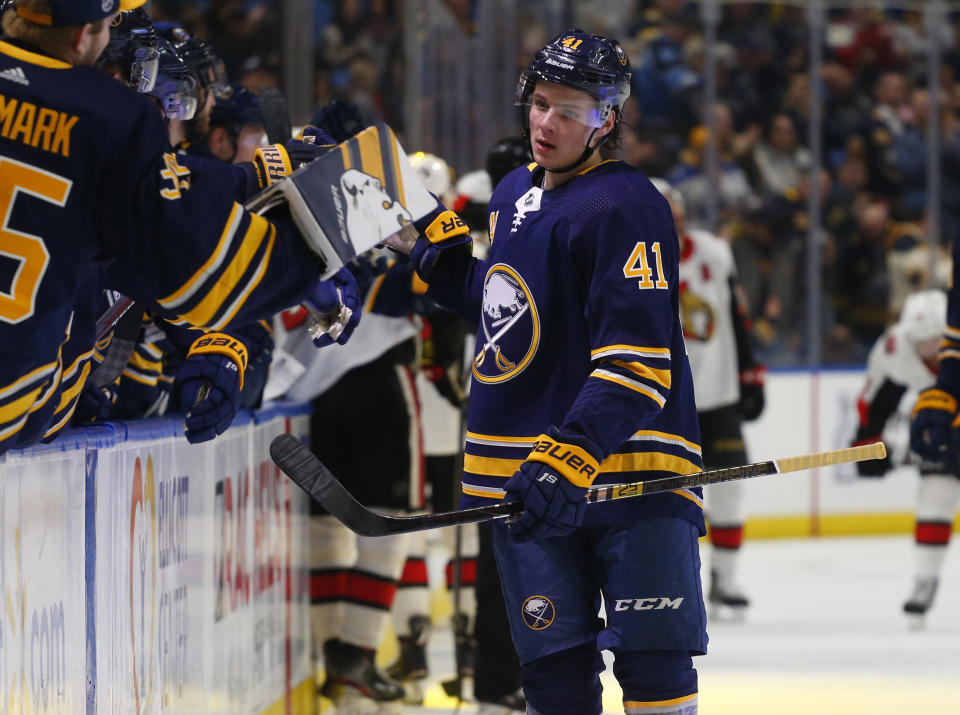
[522,595,556,630]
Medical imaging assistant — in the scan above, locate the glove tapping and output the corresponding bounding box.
[175,333,248,443]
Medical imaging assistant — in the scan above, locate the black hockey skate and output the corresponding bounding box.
[386,615,431,704]
[709,568,749,621]
[903,577,938,629]
[321,638,405,707]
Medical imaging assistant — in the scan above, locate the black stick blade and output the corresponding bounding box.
[270,434,519,535]
[258,87,292,145]
[270,433,392,536]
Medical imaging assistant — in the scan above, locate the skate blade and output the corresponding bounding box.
[399,681,425,705]
[710,602,748,623]
[906,613,928,631]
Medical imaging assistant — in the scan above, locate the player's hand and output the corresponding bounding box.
[72,382,117,424]
[738,365,766,421]
[286,125,336,168]
[409,200,472,281]
[502,427,601,541]
[175,333,248,443]
[305,267,362,348]
[910,387,960,460]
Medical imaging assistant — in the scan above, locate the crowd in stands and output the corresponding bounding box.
[146,0,960,367]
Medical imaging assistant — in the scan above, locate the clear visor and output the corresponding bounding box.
[129,44,159,94]
[514,75,612,129]
[210,58,231,100]
[155,73,200,121]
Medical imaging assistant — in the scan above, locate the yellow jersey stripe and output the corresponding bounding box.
[591,345,671,361]
[0,361,58,400]
[364,273,388,313]
[609,359,671,389]
[178,213,270,328]
[128,350,162,373]
[461,484,507,499]
[945,325,960,340]
[43,396,81,439]
[121,367,160,386]
[55,362,91,413]
[0,386,43,427]
[61,349,94,381]
[624,692,698,709]
[0,39,71,68]
[210,222,276,330]
[464,454,522,477]
[592,370,666,407]
[629,430,702,457]
[465,431,538,446]
[159,203,243,309]
[0,413,31,443]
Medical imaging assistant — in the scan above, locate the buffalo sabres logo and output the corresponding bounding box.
[522,595,556,630]
[474,264,539,383]
[341,168,411,244]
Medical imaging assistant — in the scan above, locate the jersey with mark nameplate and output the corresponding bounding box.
[0,38,319,454]
[425,160,704,530]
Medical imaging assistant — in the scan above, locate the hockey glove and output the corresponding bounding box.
[409,201,472,281]
[175,333,248,443]
[503,427,602,541]
[246,126,337,191]
[72,381,117,424]
[304,267,362,348]
[738,365,766,421]
[910,388,960,460]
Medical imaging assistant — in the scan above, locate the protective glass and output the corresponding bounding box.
[128,43,159,93]
[514,74,612,129]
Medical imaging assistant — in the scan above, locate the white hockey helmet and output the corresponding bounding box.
[408,151,455,200]
[899,289,947,343]
[649,176,684,209]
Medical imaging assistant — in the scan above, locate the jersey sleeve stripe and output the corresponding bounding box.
[0,386,44,427]
[591,369,667,407]
[159,203,243,309]
[0,361,58,400]
[463,454,523,477]
[939,347,960,362]
[208,223,276,331]
[628,430,702,458]
[591,344,671,361]
[364,273,388,312]
[462,484,507,499]
[465,431,538,446]
[601,451,700,476]
[121,366,160,386]
[43,397,81,439]
[127,350,162,374]
[176,214,271,328]
[608,359,671,389]
[55,362,91,413]
[945,325,960,341]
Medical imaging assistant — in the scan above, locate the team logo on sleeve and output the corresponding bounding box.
[522,595,556,630]
[473,264,539,383]
[340,168,412,244]
[679,289,715,342]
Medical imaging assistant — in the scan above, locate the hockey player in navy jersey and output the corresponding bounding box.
[404,30,706,715]
[0,0,357,454]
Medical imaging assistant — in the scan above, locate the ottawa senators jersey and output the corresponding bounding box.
[426,160,704,530]
[678,228,739,411]
[0,38,320,453]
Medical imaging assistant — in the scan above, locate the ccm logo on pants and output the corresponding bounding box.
[614,597,684,611]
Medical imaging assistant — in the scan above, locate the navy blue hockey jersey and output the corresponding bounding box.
[427,160,704,529]
[0,39,319,453]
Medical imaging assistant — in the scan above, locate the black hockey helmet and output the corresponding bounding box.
[147,35,200,120]
[154,22,230,100]
[98,8,160,93]
[210,85,262,137]
[515,29,631,129]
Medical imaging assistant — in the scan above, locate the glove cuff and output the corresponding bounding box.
[740,365,766,385]
[526,429,602,488]
[252,143,293,188]
[419,210,471,244]
[188,333,249,390]
[913,388,958,418]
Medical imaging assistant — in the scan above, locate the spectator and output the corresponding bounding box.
[745,113,812,199]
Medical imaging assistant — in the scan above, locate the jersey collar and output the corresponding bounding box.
[0,38,72,69]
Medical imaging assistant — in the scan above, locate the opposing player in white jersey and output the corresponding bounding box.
[850,289,954,625]
[652,179,766,616]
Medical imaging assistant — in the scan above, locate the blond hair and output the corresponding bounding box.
[2,2,77,48]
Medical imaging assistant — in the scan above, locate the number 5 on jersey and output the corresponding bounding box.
[623,241,668,290]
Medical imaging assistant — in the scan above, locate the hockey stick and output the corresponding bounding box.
[270,434,886,537]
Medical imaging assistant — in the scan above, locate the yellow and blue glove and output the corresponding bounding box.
[175,333,248,443]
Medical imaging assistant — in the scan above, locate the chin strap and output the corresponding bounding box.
[543,127,604,174]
